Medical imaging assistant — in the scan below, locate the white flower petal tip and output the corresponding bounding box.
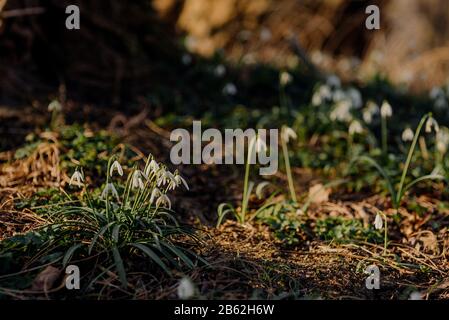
[175,174,189,191]
[110,160,123,177]
[374,213,383,230]
[156,194,171,209]
[280,71,292,86]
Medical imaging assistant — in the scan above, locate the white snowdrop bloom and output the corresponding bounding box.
[214,64,226,77]
[348,120,363,135]
[425,116,439,133]
[401,128,414,142]
[174,174,189,190]
[132,170,145,190]
[145,159,160,177]
[347,87,363,109]
[374,213,383,230]
[332,89,347,103]
[280,71,292,86]
[330,100,352,122]
[156,194,171,209]
[69,169,84,187]
[362,101,379,124]
[326,75,341,89]
[380,101,393,118]
[223,83,237,96]
[149,188,162,204]
[312,85,332,106]
[436,127,449,154]
[409,291,423,300]
[281,126,297,143]
[101,183,119,200]
[177,277,196,299]
[48,100,62,112]
[109,160,123,177]
[157,170,176,187]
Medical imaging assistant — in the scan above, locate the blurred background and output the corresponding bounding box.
[1,0,449,110]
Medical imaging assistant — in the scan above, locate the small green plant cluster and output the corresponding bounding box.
[314,217,383,243]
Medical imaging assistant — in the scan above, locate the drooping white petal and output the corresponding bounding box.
[281,126,297,143]
[401,128,414,142]
[348,120,363,135]
[69,170,84,187]
[374,213,383,230]
[380,101,393,118]
[110,160,123,177]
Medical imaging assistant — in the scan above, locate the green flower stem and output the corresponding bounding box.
[383,213,388,256]
[381,116,388,156]
[281,138,297,202]
[396,114,430,206]
[241,137,256,223]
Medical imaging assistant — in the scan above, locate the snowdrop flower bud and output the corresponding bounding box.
[348,120,363,135]
[425,116,439,133]
[312,85,332,106]
[145,159,160,177]
[409,291,423,300]
[156,194,171,209]
[48,100,62,112]
[401,128,414,142]
[380,101,392,118]
[110,160,123,177]
[101,183,119,200]
[281,126,297,143]
[280,71,292,86]
[374,213,383,230]
[69,169,84,187]
[177,277,196,299]
[330,100,352,122]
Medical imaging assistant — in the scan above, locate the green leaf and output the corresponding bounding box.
[131,243,171,275]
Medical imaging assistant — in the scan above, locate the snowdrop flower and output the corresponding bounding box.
[311,85,332,106]
[374,213,383,230]
[109,160,123,177]
[380,101,392,118]
[101,183,119,200]
[156,194,171,209]
[48,100,62,112]
[174,173,189,190]
[348,120,363,135]
[425,116,439,133]
[401,128,414,142]
[332,89,346,103]
[149,188,162,204]
[280,71,292,86]
[157,169,176,187]
[214,64,226,77]
[177,277,196,299]
[145,159,160,177]
[436,127,449,154]
[69,169,84,187]
[347,87,363,109]
[223,83,237,96]
[362,101,379,124]
[326,75,341,89]
[132,170,145,190]
[281,126,297,143]
[330,100,352,122]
